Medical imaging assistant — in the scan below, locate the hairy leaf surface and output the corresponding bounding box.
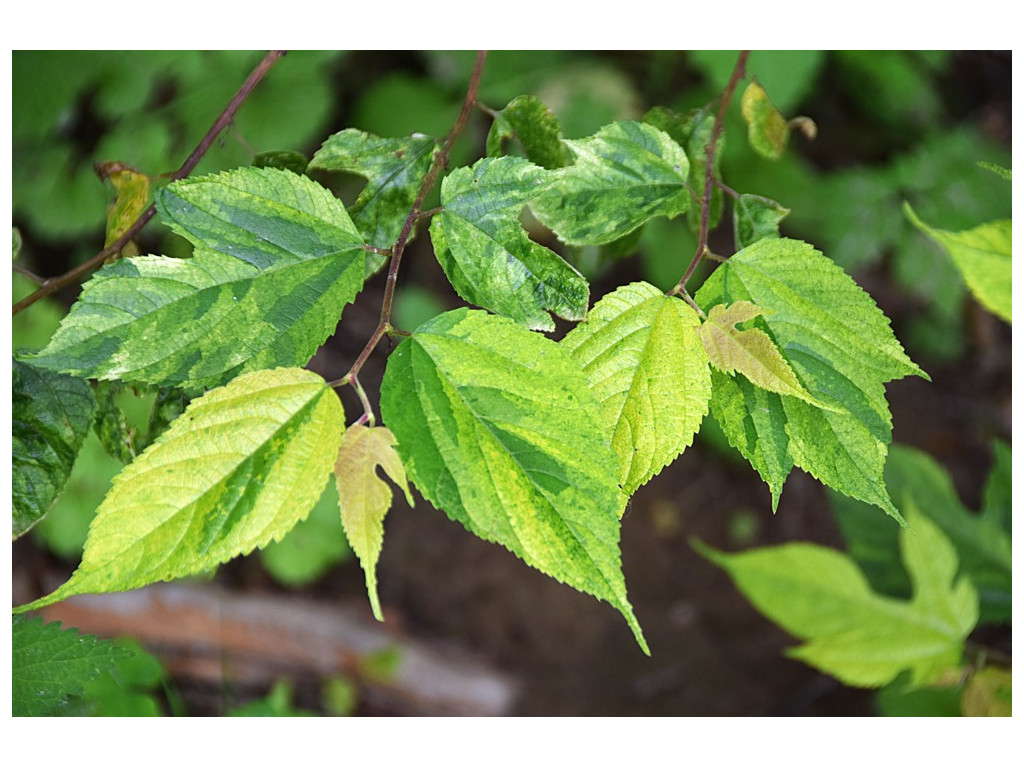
[334,424,414,621]
[15,368,344,611]
[905,203,1011,323]
[696,238,926,516]
[380,309,647,652]
[530,120,690,245]
[13,359,97,538]
[431,156,588,330]
[696,507,978,687]
[561,282,710,506]
[310,129,437,259]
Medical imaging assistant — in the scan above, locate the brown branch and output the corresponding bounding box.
[340,51,488,394]
[12,50,288,316]
[671,50,749,297]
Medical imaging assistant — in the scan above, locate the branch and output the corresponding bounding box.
[671,50,749,297]
[340,51,488,392]
[12,50,288,316]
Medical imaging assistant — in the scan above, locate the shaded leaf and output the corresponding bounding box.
[15,367,344,611]
[96,161,150,255]
[734,193,789,249]
[561,282,710,505]
[962,667,1012,716]
[13,359,97,538]
[253,150,309,175]
[741,81,789,159]
[431,156,587,330]
[92,381,142,464]
[334,424,414,620]
[380,309,647,652]
[486,94,571,169]
[530,120,690,245]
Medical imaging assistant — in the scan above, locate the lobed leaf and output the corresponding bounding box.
[530,120,690,245]
[696,505,979,688]
[15,367,344,612]
[334,424,414,621]
[431,156,588,330]
[13,359,97,538]
[561,282,710,506]
[310,129,437,260]
[380,309,647,652]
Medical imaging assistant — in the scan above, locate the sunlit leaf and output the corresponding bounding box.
[741,81,789,160]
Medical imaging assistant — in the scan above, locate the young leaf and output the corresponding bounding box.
[696,238,926,517]
[380,309,648,653]
[430,156,588,331]
[334,424,414,621]
[733,193,789,249]
[13,359,97,538]
[97,161,150,258]
[14,367,344,612]
[530,120,690,245]
[695,505,979,688]
[486,94,572,170]
[92,381,142,464]
[741,81,789,160]
[309,129,437,260]
[904,203,1011,323]
[698,301,820,405]
[561,282,710,506]
[12,616,133,716]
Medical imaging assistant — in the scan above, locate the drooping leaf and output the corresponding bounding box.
[309,129,437,260]
[92,381,143,464]
[696,238,926,517]
[12,616,133,716]
[96,161,150,257]
[486,94,571,169]
[733,193,789,249]
[698,301,819,405]
[380,309,647,652]
[430,156,588,331]
[831,443,1012,624]
[334,423,413,621]
[741,81,790,160]
[561,282,710,506]
[696,505,979,688]
[15,367,344,612]
[13,359,97,538]
[905,203,1011,323]
[530,120,690,245]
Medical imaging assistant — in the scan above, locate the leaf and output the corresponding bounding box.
[380,309,647,652]
[253,150,309,175]
[696,238,926,517]
[28,169,366,389]
[430,156,588,331]
[981,439,1011,531]
[92,381,142,464]
[12,616,133,716]
[962,667,1012,716]
[15,367,344,612]
[13,359,97,538]
[698,301,819,405]
[309,129,437,259]
[904,203,1011,323]
[96,161,150,254]
[561,282,710,506]
[733,193,789,249]
[978,161,1011,181]
[485,94,571,170]
[529,120,690,245]
[695,505,979,688]
[334,424,414,621]
[741,81,790,160]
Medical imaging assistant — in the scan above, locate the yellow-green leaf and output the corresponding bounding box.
[97,162,150,254]
[741,82,789,160]
[334,424,413,621]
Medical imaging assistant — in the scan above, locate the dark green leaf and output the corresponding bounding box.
[253,150,309,175]
[485,95,571,170]
[733,193,789,249]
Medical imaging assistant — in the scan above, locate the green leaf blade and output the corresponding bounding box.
[380,309,647,652]
[15,367,344,611]
[486,94,571,170]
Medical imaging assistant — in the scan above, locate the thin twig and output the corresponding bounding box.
[341,51,488,394]
[671,50,749,297]
[12,263,45,284]
[12,50,288,316]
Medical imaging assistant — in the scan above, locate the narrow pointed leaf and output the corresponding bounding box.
[741,81,790,160]
[334,424,414,621]
[310,129,437,261]
[380,309,647,652]
[485,94,571,170]
[696,506,978,688]
[13,359,97,538]
[561,282,710,506]
[530,120,690,245]
[698,301,819,404]
[905,203,1011,322]
[15,367,344,612]
[697,238,926,517]
[431,156,588,331]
